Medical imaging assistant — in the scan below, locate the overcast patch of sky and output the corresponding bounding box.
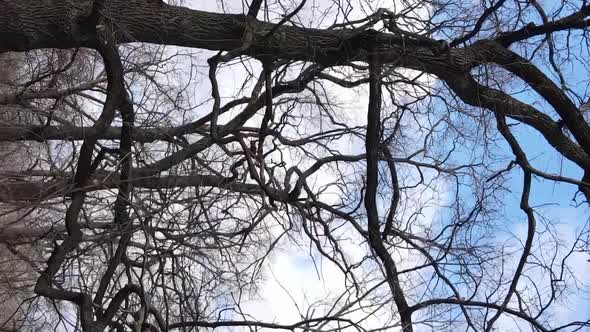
[171,1,462,331]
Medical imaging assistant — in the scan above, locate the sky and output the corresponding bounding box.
[39,0,590,330]
[169,1,590,331]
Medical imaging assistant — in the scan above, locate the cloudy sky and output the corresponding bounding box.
[43,0,590,330]
[167,1,590,331]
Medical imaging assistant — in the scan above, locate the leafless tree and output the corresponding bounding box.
[0,0,589,331]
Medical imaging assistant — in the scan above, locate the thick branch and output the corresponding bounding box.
[0,173,270,202]
[0,0,435,66]
[364,52,412,331]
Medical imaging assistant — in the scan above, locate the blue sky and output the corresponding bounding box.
[50,1,590,330]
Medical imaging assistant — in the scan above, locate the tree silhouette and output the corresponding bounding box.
[0,0,589,331]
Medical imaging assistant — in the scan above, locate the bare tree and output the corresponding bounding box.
[0,0,589,331]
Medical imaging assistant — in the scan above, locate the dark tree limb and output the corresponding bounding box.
[364,49,412,331]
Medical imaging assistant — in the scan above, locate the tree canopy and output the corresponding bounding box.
[0,0,589,331]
